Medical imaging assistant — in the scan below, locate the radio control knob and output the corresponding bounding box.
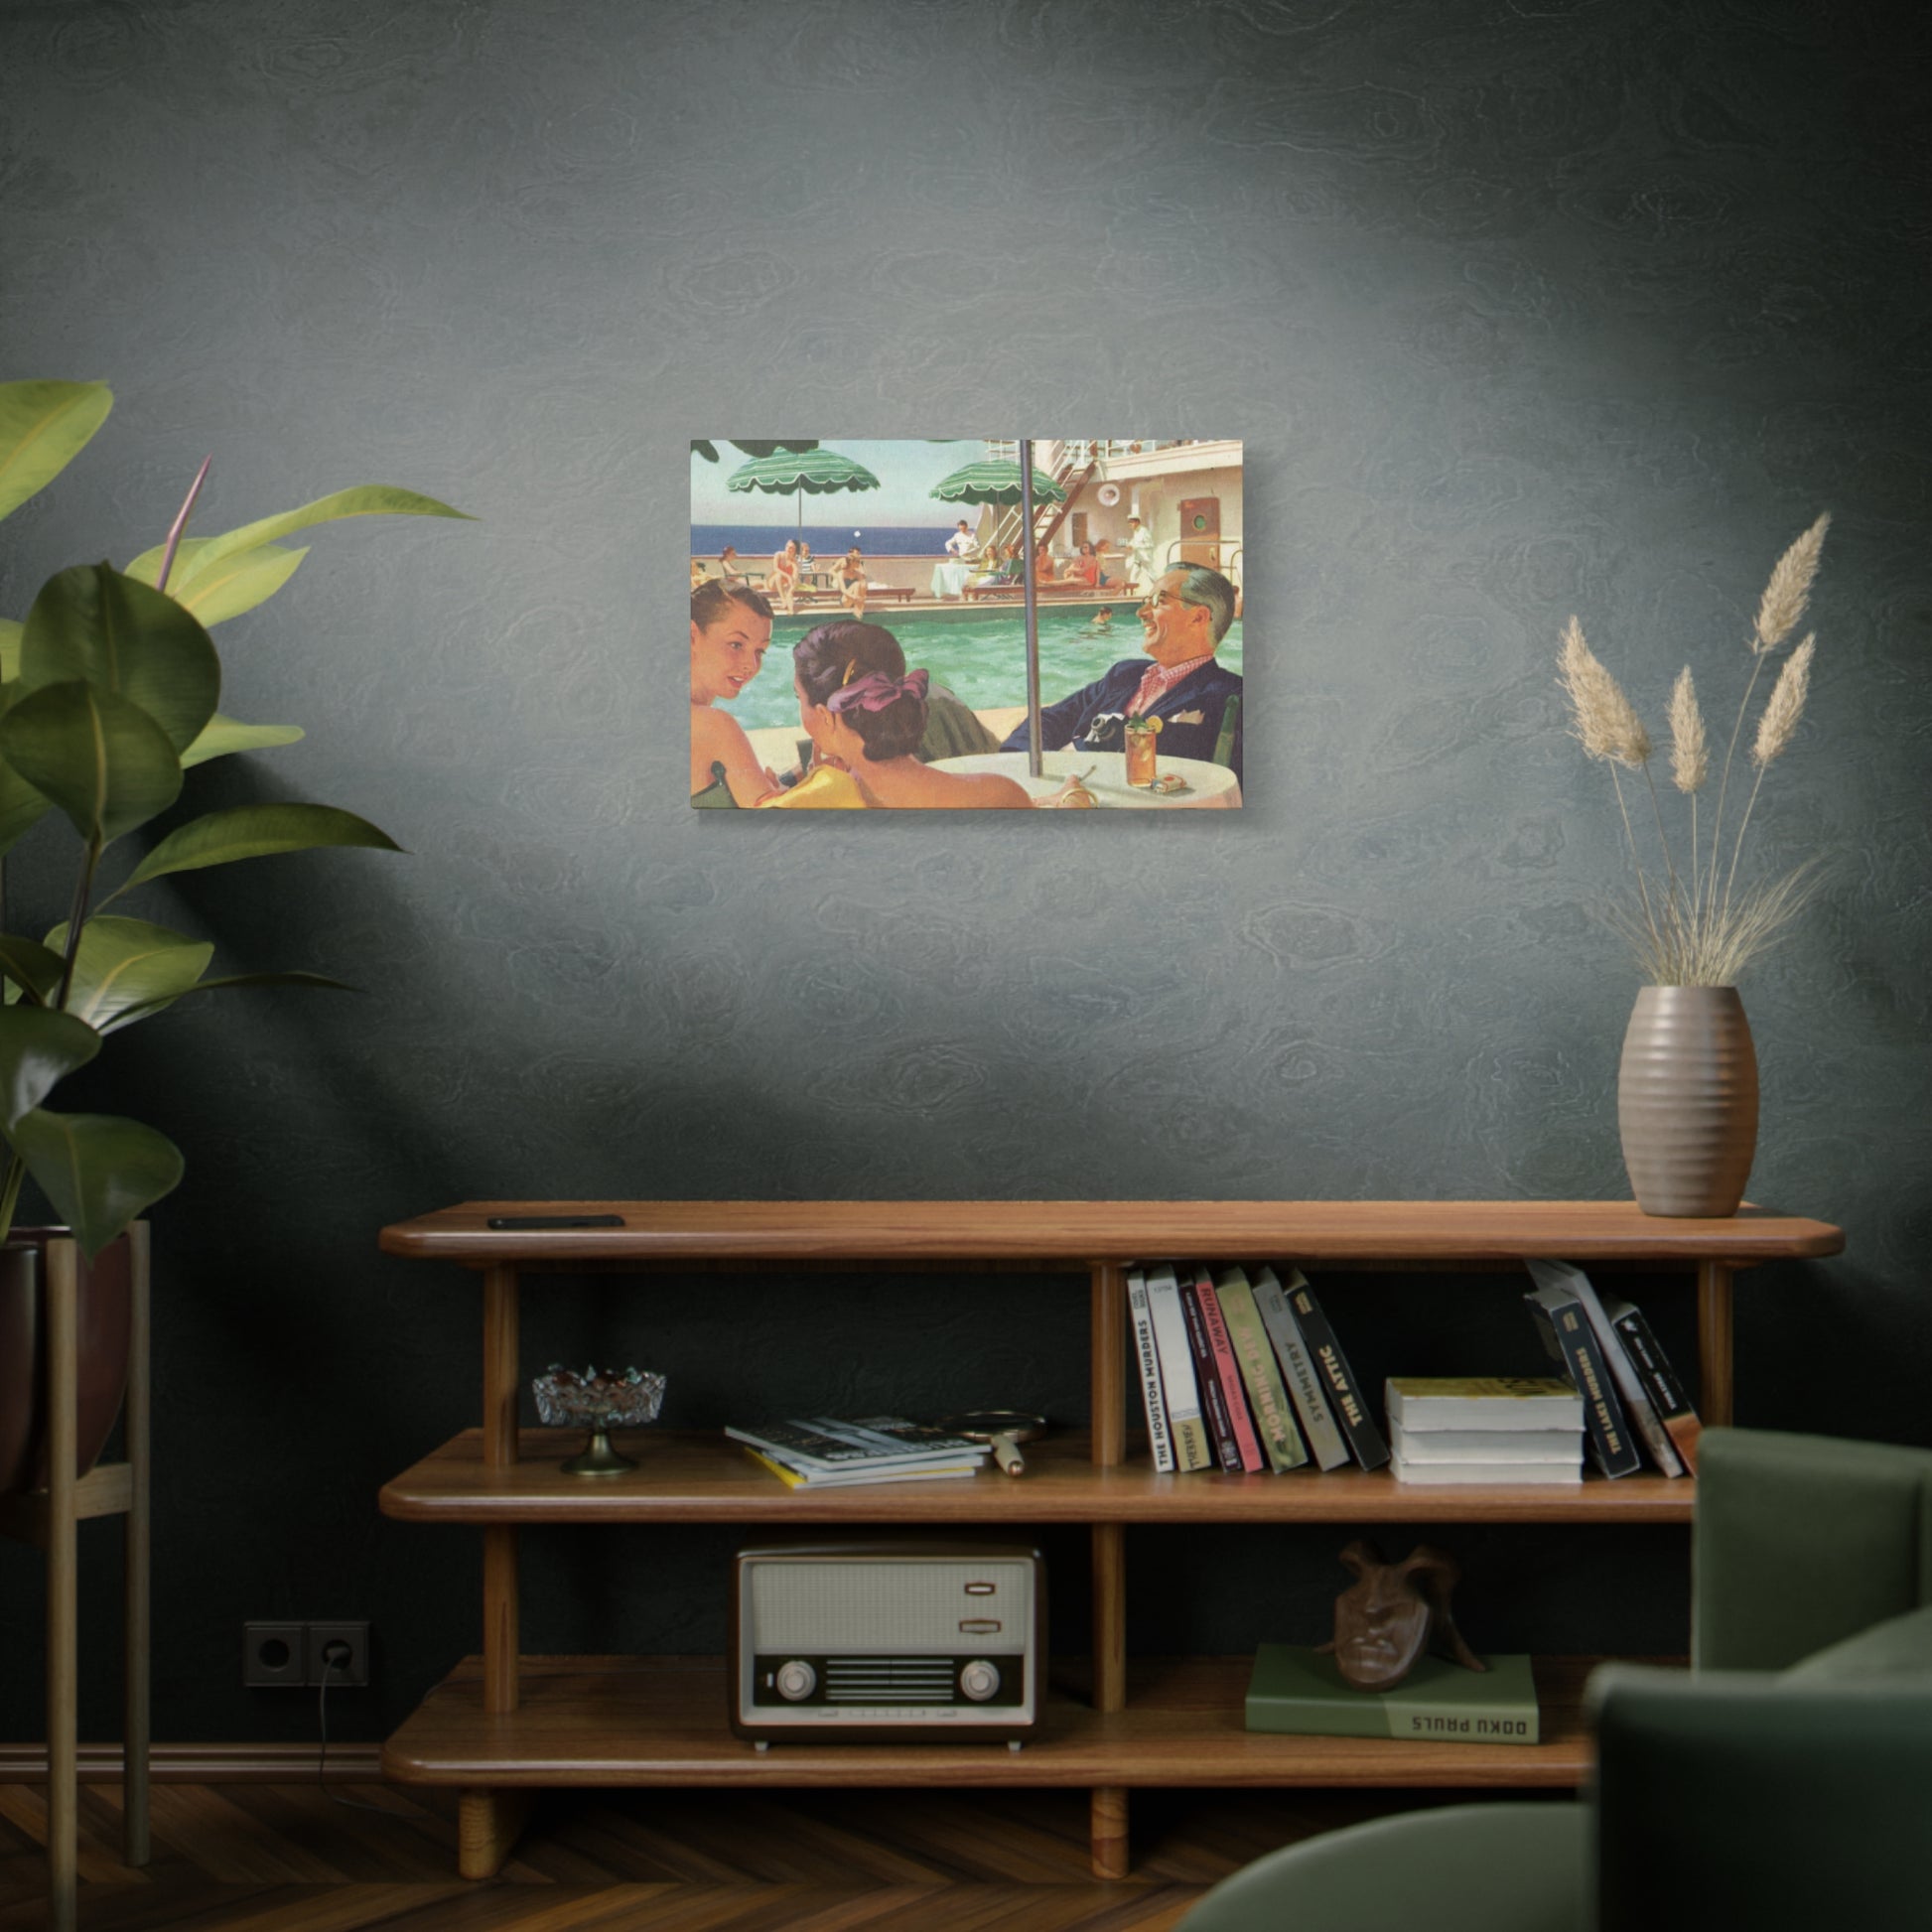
[960,1659,1001,1702]
[775,1660,816,1702]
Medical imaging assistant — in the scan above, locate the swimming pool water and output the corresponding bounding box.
[721,609,1245,731]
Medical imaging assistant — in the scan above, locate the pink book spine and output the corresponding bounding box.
[1194,1268,1265,1471]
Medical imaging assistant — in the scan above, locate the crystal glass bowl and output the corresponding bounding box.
[531,1364,666,1474]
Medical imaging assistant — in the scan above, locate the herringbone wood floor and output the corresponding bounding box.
[0,1781,1516,1929]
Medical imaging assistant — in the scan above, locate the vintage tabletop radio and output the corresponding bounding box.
[731,1541,1046,1745]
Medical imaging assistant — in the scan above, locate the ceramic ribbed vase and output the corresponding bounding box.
[1617,986,1758,1217]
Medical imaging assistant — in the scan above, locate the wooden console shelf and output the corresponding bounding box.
[375,1199,1843,1880]
[383,1427,1699,1525]
[387,1653,1625,1788]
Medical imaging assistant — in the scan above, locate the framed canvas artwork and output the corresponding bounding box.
[689,438,1244,810]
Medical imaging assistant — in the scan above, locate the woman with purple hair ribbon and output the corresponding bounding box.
[759,621,1034,809]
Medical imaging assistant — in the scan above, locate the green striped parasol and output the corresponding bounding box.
[726,448,881,532]
[927,459,1067,508]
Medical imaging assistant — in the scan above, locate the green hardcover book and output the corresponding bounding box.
[1212,1268,1309,1471]
[1245,1645,1540,1743]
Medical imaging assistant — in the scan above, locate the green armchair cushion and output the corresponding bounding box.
[1177,1802,1585,1932]
[1693,1426,1932,1670]
[1781,1601,1932,1682]
[1592,1663,1932,1930]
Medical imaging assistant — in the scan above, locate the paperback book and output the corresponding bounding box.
[1252,1265,1351,1469]
[1526,1260,1686,1477]
[1283,1274,1390,1470]
[1212,1266,1310,1472]
[1388,1453,1584,1487]
[1188,1266,1266,1472]
[1127,1267,1176,1473]
[1245,1645,1541,1743]
[726,1416,990,1473]
[742,1448,982,1489]
[1523,1281,1642,1477]
[1390,1421,1584,1464]
[1147,1262,1215,1470]
[1384,1378,1583,1432]
[1178,1271,1246,1471]
[1602,1292,1701,1472]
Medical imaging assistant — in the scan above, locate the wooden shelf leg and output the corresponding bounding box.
[481,1264,521,1718]
[1089,1261,1130,1878]
[123,1222,151,1867]
[483,1526,520,1716]
[1090,1785,1130,1881]
[1697,1261,1734,1427]
[459,1787,532,1879]
[47,1240,78,1932]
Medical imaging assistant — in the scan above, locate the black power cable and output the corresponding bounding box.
[316,1642,399,1819]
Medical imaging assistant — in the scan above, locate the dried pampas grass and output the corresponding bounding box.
[1559,617,1652,767]
[1752,634,1815,765]
[1668,669,1708,793]
[1557,514,1831,986]
[1752,512,1830,654]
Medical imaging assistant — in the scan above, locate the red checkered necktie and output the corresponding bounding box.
[1128,652,1216,717]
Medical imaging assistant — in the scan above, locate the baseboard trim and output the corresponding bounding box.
[0,1741,384,1782]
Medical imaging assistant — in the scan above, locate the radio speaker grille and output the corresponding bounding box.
[822,1657,958,1702]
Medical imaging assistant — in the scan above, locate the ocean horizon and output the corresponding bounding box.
[692,522,965,558]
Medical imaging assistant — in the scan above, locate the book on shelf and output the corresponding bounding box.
[742,1447,983,1488]
[1526,1260,1686,1477]
[1601,1291,1702,1473]
[1191,1264,1267,1473]
[1127,1266,1176,1473]
[1384,1377,1584,1432]
[1146,1262,1215,1471]
[1523,1281,1642,1478]
[1390,1420,1584,1464]
[1282,1273,1391,1471]
[1245,1645,1540,1743]
[1385,1381,1584,1486]
[1177,1271,1249,1471]
[725,1416,990,1474]
[1211,1267,1310,1472]
[1388,1452,1583,1487]
[1251,1265,1351,1469]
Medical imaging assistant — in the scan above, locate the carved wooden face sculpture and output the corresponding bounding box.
[1320,1539,1487,1691]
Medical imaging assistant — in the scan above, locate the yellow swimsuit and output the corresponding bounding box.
[755,764,871,809]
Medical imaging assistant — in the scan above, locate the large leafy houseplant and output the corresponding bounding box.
[0,379,467,1256]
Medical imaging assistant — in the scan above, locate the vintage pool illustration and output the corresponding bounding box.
[689,439,1244,811]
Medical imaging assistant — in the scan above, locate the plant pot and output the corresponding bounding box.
[0,1229,133,1493]
[1617,986,1759,1218]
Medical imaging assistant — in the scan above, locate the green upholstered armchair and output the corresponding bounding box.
[1178,1427,1932,1932]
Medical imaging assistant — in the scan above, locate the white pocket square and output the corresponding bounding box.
[1171,709,1204,726]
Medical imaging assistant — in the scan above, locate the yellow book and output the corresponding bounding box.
[742,1447,980,1488]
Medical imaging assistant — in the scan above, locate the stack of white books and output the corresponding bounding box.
[726,1415,990,1488]
[1384,1378,1586,1485]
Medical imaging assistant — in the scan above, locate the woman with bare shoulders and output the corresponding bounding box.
[782,621,1033,810]
[690,580,779,807]
[768,538,800,616]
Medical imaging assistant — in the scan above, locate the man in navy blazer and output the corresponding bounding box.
[1001,564,1243,788]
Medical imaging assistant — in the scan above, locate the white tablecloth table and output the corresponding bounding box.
[928,748,1241,809]
[929,560,973,599]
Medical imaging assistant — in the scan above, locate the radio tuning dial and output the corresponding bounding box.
[959,1659,1001,1702]
[775,1660,817,1702]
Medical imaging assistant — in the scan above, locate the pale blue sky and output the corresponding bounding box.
[689,439,999,526]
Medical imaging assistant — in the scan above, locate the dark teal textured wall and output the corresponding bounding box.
[2,0,1927,1742]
